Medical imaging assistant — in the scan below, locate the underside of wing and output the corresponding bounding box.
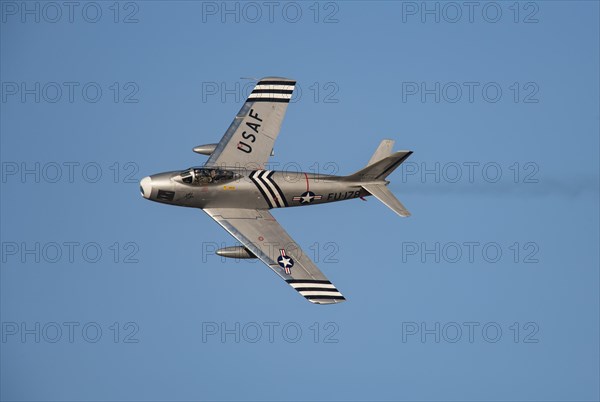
[204,77,296,170]
[203,208,346,304]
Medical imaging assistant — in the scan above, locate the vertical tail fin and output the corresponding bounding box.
[367,139,395,166]
[346,147,413,182]
[345,139,413,217]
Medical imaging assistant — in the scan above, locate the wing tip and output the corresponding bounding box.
[259,76,296,83]
[308,297,346,305]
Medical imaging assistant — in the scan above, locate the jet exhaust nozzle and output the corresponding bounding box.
[193,144,218,156]
[216,246,256,259]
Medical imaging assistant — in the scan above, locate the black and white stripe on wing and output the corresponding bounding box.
[248,80,296,103]
[250,170,288,208]
[286,279,346,301]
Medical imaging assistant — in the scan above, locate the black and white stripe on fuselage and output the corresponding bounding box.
[249,170,289,208]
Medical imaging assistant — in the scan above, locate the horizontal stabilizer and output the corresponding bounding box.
[361,183,411,217]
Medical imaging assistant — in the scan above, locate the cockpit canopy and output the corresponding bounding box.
[178,167,238,185]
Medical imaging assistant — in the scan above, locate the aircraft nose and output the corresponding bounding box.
[140,176,152,199]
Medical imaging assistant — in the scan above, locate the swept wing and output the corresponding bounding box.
[204,208,345,304]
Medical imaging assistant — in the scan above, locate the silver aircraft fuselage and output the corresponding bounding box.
[140,167,371,209]
[138,76,413,304]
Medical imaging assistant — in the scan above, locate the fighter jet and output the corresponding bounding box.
[140,77,412,304]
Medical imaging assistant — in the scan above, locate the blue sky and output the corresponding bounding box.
[1,1,598,401]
